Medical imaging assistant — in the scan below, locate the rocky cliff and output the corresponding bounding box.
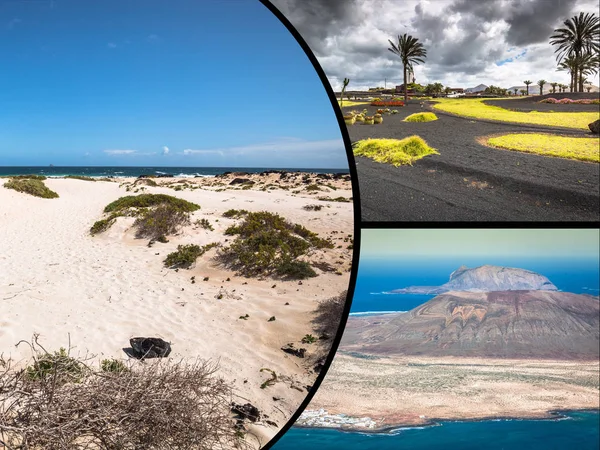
[390,265,558,294]
[342,290,599,360]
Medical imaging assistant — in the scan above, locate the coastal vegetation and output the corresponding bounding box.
[219,211,332,279]
[0,339,244,449]
[3,178,59,199]
[91,194,200,237]
[164,243,220,269]
[484,133,600,163]
[353,136,438,166]
[432,98,597,129]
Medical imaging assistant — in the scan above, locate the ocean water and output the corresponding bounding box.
[351,257,600,314]
[0,166,349,178]
[273,411,600,450]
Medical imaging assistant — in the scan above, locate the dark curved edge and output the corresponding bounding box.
[257,1,361,449]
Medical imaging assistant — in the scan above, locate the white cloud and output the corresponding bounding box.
[104,149,137,155]
[162,146,170,155]
[182,149,225,156]
[107,42,117,49]
[180,138,344,157]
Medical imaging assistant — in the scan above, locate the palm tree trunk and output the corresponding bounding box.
[403,64,408,103]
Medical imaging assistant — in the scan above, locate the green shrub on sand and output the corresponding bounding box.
[134,204,191,240]
[219,211,332,279]
[91,194,200,235]
[353,136,439,166]
[25,347,85,384]
[404,112,438,122]
[104,194,200,214]
[90,214,118,235]
[4,178,59,198]
[1,174,47,180]
[164,243,219,269]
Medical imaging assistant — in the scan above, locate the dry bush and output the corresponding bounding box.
[0,338,246,450]
[312,291,348,342]
[133,203,191,240]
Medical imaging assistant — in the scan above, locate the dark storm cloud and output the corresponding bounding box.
[450,0,578,46]
[502,0,577,46]
[269,0,594,89]
[271,0,360,53]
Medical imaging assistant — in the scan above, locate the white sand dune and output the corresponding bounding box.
[0,174,353,446]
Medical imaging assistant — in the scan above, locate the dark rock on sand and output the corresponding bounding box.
[281,343,306,358]
[229,178,254,185]
[589,120,600,134]
[128,337,172,359]
[231,402,261,422]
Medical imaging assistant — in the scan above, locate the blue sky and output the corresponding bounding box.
[361,229,600,261]
[0,0,347,168]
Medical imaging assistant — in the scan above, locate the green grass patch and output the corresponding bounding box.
[404,112,438,122]
[485,133,600,163]
[219,211,332,279]
[4,178,59,198]
[353,136,439,166]
[338,100,369,107]
[164,243,219,269]
[432,98,599,130]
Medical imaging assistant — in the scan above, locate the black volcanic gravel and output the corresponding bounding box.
[344,102,599,222]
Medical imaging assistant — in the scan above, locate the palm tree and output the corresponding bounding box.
[550,82,558,93]
[519,89,526,95]
[558,53,600,92]
[524,80,532,95]
[537,79,546,95]
[513,88,518,95]
[550,12,600,92]
[388,34,427,102]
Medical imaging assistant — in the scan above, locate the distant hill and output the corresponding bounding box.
[342,290,600,360]
[390,265,558,294]
[465,84,488,93]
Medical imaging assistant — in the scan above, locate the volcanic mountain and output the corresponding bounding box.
[389,265,558,294]
[342,290,599,360]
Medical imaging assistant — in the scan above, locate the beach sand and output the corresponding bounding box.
[300,352,599,430]
[0,172,353,447]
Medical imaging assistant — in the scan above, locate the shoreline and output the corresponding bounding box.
[294,408,600,434]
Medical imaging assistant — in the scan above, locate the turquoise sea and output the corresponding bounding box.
[0,166,349,178]
[272,411,600,450]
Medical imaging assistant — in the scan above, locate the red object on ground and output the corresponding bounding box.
[371,101,405,107]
